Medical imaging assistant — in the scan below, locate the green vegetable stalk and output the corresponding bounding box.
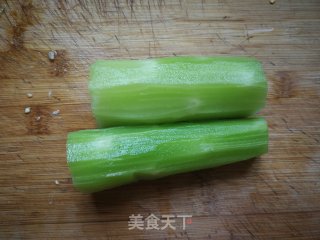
[67,118,268,193]
[89,56,267,127]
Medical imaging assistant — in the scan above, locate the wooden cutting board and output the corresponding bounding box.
[0,0,319,239]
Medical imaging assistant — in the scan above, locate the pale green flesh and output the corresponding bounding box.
[67,118,268,193]
[89,57,267,127]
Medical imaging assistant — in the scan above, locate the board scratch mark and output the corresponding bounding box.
[129,0,134,18]
[80,12,90,24]
[78,0,93,17]
[3,8,13,26]
[115,34,120,44]
[147,0,157,51]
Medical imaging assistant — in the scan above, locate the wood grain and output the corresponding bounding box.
[0,0,319,239]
